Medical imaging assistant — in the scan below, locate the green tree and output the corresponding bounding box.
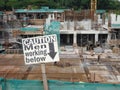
[0,0,8,10]
[97,0,120,10]
[6,0,19,9]
[0,0,120,11]
[0,0,5,7]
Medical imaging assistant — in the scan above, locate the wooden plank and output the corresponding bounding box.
[41,64,48,90]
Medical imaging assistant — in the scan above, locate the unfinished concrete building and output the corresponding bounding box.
[60,9,108,49]
[0,6,117,50]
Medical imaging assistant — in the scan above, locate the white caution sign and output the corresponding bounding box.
[22,34,59,65]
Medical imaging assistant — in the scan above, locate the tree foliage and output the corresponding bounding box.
[0,0,120,10]
[97,0,120,10]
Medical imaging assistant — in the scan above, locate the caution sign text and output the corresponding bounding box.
[22,34,59,65]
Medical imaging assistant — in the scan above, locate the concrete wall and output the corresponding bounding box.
[111,14,120,24]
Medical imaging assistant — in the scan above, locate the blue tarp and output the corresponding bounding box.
[44,21,60,48]
[111,24,120,28]
[0,78,120,90]
[96,10,106,14]
[20,27,39,31]
[15,6,64,13]
[0,11,3,15]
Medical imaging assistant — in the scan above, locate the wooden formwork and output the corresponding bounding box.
[12,30,24,37]
[64,10,91,21]
[5,49,23,54]
[12,29,43,37]
[29,19,46,25]
[109,40,120,47]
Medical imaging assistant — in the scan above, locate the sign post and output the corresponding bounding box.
[22,34,59,90]
[41,63,48,90]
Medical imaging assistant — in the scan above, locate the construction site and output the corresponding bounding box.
[0,0,120,90]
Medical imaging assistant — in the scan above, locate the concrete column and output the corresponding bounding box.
[67,34,70,44]
[107,33,111,43]
[95,34,98,44]
[33,14,36,19]
[102,13,105,25]
[52,14,55,20]
[73,33,77,47]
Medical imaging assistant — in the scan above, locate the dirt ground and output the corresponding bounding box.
[0,54,120,84]
[0,54,88,82]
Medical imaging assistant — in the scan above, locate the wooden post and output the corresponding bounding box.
[41,64,48,90]
[94,73,95,83]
